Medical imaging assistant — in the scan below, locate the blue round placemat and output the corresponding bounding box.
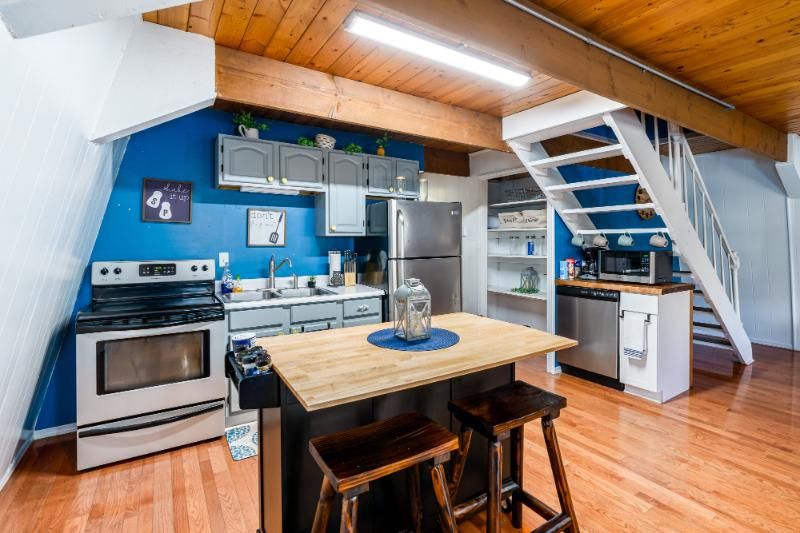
[367,328,460,351]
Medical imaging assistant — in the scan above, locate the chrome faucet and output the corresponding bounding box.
[269,255,292,289]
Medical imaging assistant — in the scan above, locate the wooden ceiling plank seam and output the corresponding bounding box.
[284,0,356,66]
[327,38,380,77]
[343,44,398,81]
[264,0,328,60]
[395,64,451,94]
[215,0,260,49]
[359,50,416,86]
[238,0,291,55]
[379,58,431,90]
[156,4,190,31]
[187,0,225,37]
[306,27,358,70]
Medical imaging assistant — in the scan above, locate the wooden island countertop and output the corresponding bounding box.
[258,312,577,412]
[555,278,694,295]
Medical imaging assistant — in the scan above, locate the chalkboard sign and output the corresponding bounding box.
[248,208,286,247]
[142,178,192,223]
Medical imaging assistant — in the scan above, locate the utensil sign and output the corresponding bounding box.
[248,208,286,247]
[142,178,192,223]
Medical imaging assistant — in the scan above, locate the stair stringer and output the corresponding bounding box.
[507,141,596,235]
[605,109,752,364]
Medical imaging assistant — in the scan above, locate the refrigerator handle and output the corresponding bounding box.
[396,208,406,282]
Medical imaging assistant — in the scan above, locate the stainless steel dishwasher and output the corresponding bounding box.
[556,285,623,389]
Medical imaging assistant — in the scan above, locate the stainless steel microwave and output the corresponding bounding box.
[598,250,673,284]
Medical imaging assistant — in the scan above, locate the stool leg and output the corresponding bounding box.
[408,465,423,533]
[448,424,473,501]
[510,426,524,529]
[430,463,457,533]
[542,417,579,533]
[487,439,502,533]
[340,494,359,533]
[311,476,336,533]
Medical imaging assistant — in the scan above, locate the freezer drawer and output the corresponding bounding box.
[389,257,461,317]
[556,287,620,380]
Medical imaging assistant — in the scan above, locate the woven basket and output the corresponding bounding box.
[315,134,336,149]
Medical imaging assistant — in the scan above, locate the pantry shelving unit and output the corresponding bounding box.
[484,173,554,338]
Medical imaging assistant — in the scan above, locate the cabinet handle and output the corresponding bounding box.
[267,176,275,183]
[280,177,288,184]
[330,225,336,231]
[389,186,394,192]
[358,305,369,312]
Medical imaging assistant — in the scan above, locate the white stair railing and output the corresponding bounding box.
[637,113,741,315]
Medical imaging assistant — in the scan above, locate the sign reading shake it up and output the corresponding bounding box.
[142,178,193,223]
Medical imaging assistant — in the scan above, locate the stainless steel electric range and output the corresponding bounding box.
[75,259,225,471]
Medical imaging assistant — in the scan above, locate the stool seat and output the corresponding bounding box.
[309,412,458,493]
[448,380,566,438]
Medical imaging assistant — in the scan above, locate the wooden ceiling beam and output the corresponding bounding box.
[356,0,788,161]
[215,45,506,152]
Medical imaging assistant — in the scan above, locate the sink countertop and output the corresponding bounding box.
[219,284,385,310]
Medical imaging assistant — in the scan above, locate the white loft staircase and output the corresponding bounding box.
[503,92,752,365]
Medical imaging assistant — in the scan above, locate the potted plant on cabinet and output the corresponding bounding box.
[297,136,315,147]
[375,133,391,156]
[344,143,363,155]
[233,111,269,139]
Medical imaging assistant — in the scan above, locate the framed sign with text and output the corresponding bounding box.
[247,208,286,247]
[142,178,193,223]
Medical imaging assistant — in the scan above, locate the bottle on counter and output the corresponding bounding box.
[233,275,243,293]
[221,264,234,294]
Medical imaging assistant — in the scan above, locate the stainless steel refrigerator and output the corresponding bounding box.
[362,199,462,319]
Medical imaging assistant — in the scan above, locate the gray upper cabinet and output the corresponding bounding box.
[396,159,420,197]
[316,152,365,236]
[218,136,276,187]
[367,156,395,195]
[279,145,325,190]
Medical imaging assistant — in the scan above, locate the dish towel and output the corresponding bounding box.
[623,312,648,360]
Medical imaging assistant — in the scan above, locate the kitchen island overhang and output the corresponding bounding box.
[251,312,577,532]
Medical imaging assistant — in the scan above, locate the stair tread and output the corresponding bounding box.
[545,175,639,192]
[694,321,723,330]
[562,202,655,215]
[694,333,731,345]
[693,306,713,313]
[528,144,624,170]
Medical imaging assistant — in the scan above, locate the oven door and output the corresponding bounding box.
[76,319,225,427]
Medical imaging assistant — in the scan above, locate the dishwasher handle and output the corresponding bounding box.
[556,285,619,301]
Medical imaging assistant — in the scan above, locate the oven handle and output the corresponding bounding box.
[78,401,224,439]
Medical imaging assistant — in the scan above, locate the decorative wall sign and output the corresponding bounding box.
[248,208,286,247]
[142,178,192,223]
[634,185,656,220]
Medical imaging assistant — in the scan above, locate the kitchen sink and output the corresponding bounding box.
[275,287,335,298]
[221,290,281,303]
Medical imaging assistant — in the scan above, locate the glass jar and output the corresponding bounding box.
[393,278,432,341]
[520,267,540,293]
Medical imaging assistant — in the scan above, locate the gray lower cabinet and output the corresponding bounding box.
[225,298,381,426]
[315,152,366,236]
[278,145,325,190]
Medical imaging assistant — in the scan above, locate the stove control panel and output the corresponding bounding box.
[91,259,216,285]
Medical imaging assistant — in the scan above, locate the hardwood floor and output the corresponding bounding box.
[1,344,798,532]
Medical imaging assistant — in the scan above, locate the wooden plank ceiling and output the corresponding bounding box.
[529,0,800,136]
[144,0,578,123]
[146,0,797,153]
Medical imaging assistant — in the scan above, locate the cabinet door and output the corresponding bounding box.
[279,145,324,190]
[327,153,365,235]
[221,136,276,186]
[395,159,420,197]
[367,156,395,195]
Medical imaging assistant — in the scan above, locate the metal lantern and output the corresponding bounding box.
[393,278,432,341]
[520,267,540,292]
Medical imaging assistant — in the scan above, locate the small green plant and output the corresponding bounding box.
[307,275,317,288]
[511,287,539,295]
[375,133,391,148]
[232,111,269,131]
[344,143,363,155]
[297,136,315,147]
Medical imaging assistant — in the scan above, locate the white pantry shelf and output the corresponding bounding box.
[488,286,547,301]
[488,255,547,261]
[487,228,547,233]
[488,198,547,208]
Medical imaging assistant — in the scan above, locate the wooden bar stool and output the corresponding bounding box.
[309,412,459,533]
[448,381,579,533]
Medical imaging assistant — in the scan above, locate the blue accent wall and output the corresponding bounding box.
[34,108,424,430]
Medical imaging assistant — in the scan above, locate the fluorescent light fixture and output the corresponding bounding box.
[344,12,530,87]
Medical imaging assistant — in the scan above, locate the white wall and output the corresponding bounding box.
[0,17,137,489]
[695,149,794,349]
[424,173,483,314]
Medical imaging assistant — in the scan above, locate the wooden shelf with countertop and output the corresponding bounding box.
[250,312,576,533]
[555,278,693,296]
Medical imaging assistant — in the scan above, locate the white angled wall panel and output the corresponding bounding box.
[695,149,793,349]
[0,17,135,489]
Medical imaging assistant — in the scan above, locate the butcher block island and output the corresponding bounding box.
[251,312,576,532]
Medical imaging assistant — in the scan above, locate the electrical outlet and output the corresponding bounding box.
[219,252,230,267]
